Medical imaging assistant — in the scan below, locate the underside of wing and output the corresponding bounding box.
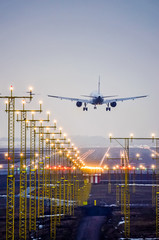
[48,95,91,103]
[103,95,148,104]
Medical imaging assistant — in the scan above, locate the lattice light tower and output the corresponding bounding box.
[104,155,123,204]
[34,123,58,220]
[65,145,81,215]
[109,135,131,239]
[0,86,33,240]
[110,134,159,238]
[16,101,42,240]
[26,114,50,236]
[51,136,82,218]
[50,186,57,240]
[49,128,63,183]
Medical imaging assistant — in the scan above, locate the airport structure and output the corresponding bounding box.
[0,86,158,239]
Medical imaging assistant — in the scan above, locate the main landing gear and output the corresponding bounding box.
[106,103,111,111]
[83,103,88,111]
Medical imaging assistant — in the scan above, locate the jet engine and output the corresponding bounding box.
[110,102,117,107]
[76,101,82,107]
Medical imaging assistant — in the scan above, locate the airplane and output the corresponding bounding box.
[48,78,147,111]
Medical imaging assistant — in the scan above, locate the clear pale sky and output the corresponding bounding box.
[0,0,159,141]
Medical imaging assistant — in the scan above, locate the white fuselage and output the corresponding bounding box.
[90,91,104,105]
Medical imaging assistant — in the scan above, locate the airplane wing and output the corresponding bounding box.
[103,95,148,104]
[48,95,91,104]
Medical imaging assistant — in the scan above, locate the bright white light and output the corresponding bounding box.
[109,133,112,138]
[130,133,134,138]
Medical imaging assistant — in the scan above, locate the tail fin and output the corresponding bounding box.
[98,76,100,95]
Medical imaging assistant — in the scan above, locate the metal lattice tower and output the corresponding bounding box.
[133,168,136,193]
[0,86,32,240]
[66,179,70,213]
[152,168,156,206]
[156,140,159,238]
[7,97,15,240]
[38,126,44,218]
[50,186,57,240]
[51,139,56,184]
[108,169,111,194]
[56,181,62,224]
[45,134,51,200]
[110,136,130,238]
[121,185,125,214]
[124,138,130,239]
[34,124,58,218]
[19,111,27,240]
[27,115,50,236]
[29,120,36,234]
[116,169,120,206]
[17,102,42,239]
[116,185,120,206]
[61,177,65,216]
[75,179,79,207]
[68,168,72,215]
[156,139,159,192]
[71,183,75,215]
[124,186,130,237]
[156,192,159,237]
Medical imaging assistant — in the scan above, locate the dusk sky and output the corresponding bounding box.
[0,1,159,144]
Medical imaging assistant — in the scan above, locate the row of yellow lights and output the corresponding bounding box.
[4,86,86,169]
[0,163,156,170]
[109,133,156,138]
[105,153,156,159]
[80,164,156,171]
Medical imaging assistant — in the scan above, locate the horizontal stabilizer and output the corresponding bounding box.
[81,95,94,98]
[103,95,118,98]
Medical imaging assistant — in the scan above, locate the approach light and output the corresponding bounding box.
[136,153,140,159]
[106,153,109,159]
[109,133,112,138]
[29,86,33,92]
[130,133,134,140]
